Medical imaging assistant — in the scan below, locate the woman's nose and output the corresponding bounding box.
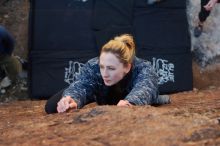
[103,69,109,77]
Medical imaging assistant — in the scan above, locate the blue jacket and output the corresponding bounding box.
[0,25,15,55]
[63,57,159,108]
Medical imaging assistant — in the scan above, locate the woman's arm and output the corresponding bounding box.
[125,61,159,105]
[62,58,99,109]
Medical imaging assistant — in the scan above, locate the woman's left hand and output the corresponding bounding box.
[117,100,133,107]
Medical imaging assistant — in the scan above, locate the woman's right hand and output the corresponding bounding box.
[57,96,77,113]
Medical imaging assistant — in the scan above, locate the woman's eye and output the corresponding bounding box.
[109,67,115,70]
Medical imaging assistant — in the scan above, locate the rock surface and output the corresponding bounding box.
[0,88,220,146]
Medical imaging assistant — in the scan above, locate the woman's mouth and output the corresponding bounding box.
[103,79,111,83]
[104,79,110,83]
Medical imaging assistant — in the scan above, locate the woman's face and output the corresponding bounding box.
[99,52,131,86]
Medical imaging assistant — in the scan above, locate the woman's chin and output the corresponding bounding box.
[104,81,113,86]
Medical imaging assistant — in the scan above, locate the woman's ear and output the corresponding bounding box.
[124,63,131,74]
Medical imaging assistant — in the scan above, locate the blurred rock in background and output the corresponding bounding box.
[187,0,220,89]
[187,0,220,67]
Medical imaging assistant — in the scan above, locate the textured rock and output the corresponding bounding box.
[187,0,220,88]
[0,88,220,146]
[187,0,220,66]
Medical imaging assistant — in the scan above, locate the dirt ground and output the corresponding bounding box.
[0,87,220,146]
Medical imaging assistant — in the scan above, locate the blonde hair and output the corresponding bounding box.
[101,34,135,65]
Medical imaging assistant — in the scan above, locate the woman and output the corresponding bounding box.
[45,34,170,114]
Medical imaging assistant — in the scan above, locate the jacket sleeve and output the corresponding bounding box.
[62,59,98,108]
[125,62,159,105]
